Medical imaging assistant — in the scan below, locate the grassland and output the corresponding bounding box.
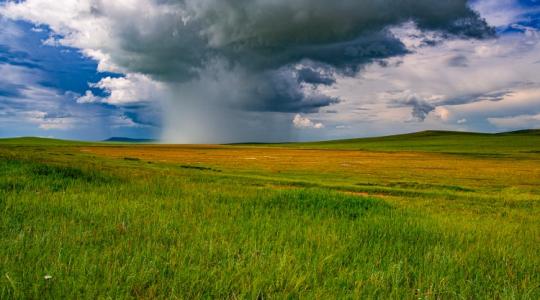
[1,131,539,299]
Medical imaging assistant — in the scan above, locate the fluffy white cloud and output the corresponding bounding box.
[76,90,101,104]
[91,74,165,105]
[77,73,165,105]
[293,114,324,129]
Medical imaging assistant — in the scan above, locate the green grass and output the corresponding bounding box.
[263,130,540,154]
[0,137,89,146]
[1,131,539,298]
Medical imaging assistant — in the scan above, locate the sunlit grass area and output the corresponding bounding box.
[1,131,539,298]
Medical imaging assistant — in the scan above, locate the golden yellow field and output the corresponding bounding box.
[82,144,540,192]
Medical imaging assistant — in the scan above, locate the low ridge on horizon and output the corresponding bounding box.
[2,129,539,145]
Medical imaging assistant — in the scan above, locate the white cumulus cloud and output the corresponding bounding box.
[90,74,165,106]
[293,114,324,129]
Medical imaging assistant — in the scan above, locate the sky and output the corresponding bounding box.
[0,0,539,143]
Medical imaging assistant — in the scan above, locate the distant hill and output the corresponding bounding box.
[0,137,88,146]
[497,129,540,136]
[256,129,540,154]
[1,130,539,154]
[104,137,157,143]
[0,136,154,145]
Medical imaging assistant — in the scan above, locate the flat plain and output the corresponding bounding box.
[1,131,539,298]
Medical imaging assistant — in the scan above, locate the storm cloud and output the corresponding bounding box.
[0,0,494,142]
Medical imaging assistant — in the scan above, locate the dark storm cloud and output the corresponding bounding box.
[104,0,493,77]
[79,0,493,113]
[297,67,335,86]
[243,69,340,113]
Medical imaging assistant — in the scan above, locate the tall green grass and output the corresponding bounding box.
[1,145,538,299]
